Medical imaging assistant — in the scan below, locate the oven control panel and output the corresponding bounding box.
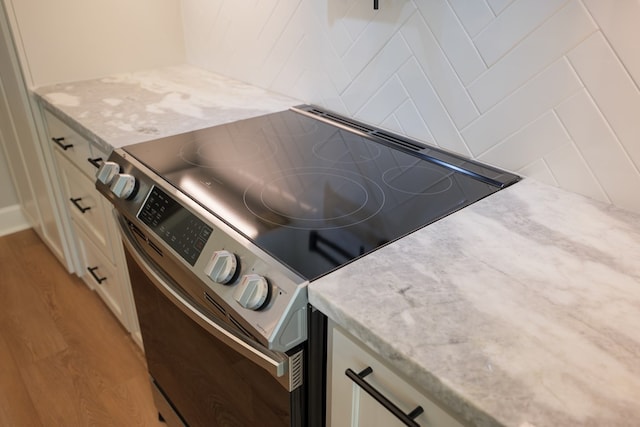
[138,186,212,266]
[95,151,309,352]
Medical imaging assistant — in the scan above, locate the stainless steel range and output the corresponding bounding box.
[95,105,519,427]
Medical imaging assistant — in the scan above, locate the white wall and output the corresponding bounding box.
[0,0,186,244]
[181,0,640,214]
[4,0,186,86]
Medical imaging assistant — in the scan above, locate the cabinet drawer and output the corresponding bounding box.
[45,110,104,178]
[329,326,465,427]
[77,227,127,326]
[56,151,114,261]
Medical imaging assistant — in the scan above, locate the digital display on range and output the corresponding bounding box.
[138,186,212,266]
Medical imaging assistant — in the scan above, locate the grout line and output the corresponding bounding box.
[410,8,481,124]
[258,0,304,70]
[564,43,640,176]
[550,102,612,204]
[578,0,640,94]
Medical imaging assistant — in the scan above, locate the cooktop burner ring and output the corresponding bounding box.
[382,165,454,195]
[243,167,386,230]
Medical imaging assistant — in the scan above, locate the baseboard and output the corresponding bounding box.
[0,204,31,237]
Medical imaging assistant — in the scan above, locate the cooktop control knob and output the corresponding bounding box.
[95,161,120,185]
[205,250,238,285]
[234,274,270,311]
[110,173,136,199]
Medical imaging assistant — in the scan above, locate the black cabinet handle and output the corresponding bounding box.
[345,367,424,427]
[52,137,73,150]
[87,266,107,284]
[70,197,91,213]
[374,0,378,9]
[88,157,103,169]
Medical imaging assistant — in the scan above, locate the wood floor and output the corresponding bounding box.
[0,229,163,426]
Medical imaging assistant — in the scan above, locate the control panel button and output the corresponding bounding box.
[95,161,120,185]
[234,274,270,310]
[110,173,136,199]
[205,250,238,284]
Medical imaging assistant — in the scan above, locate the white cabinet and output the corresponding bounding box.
[328,323,466,427]
[0,4,70,267]
[45,109,141,344]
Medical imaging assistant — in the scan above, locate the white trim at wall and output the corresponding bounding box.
[0,203,29,237]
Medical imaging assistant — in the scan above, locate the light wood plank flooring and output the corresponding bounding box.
[0,229,163,426]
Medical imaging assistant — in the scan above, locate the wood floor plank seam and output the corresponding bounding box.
[0,229,162,427]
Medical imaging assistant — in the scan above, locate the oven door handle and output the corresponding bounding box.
[117,214,291,383]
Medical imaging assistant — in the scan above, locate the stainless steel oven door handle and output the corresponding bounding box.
[117,214,291,384]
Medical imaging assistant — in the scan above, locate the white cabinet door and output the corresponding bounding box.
[328,324,466,427]
[44,109,140,341]
[76,226,127,326]
[56,151,114,261]
[45,111,100,178]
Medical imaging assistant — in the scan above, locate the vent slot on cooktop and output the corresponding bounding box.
[307,108,372,134]
[369,131,424,152]
[304,107,425,152]
[296,104,521,189]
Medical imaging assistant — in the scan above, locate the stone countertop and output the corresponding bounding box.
[309,178,640,427]
[33,64,299,152]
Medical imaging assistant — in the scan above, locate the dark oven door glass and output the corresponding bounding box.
[122,233,300,426]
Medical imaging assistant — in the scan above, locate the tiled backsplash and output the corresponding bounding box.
[181,0,640,213]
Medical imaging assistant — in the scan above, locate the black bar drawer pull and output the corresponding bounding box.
[374,0,379,9]
[52,137,73,150]
[87,266,107,284]
[345,367,424,427]
[88,157,103,169]
[70,197,91,213]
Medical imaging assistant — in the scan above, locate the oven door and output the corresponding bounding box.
[118,214,305,427]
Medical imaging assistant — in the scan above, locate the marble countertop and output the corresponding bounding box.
[310,178,640,427]
[35,65,640,426]
[34,64,298,153]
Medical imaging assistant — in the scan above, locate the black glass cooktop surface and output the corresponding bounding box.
[124,106,518,280]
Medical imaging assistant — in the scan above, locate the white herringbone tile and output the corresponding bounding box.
[180,0,640,213]
[397,58,471,156]
[341,1,415,78]
[462,58,582,157]
[400,12,479,128]
[556,90,640,212]
[567,31,640,171]
[473,0,569,66]
[544,143,609,203]
[487,0,516,15]
[447,0,494,37]
[388,99,435,144]
[517,158,557,187]
[477,111,569,171]
[583,0,640,87]
[468,0,596,112]
[342,33,412,114]
[414,0,486,85]
[355,75,408,123]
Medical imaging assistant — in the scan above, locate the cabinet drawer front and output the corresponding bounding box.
[45,110,101,178]
[57,152,114,261]
[77,228,126,325]
[330,327,465,427]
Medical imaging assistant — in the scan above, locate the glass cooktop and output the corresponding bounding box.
[124,106,518,281]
